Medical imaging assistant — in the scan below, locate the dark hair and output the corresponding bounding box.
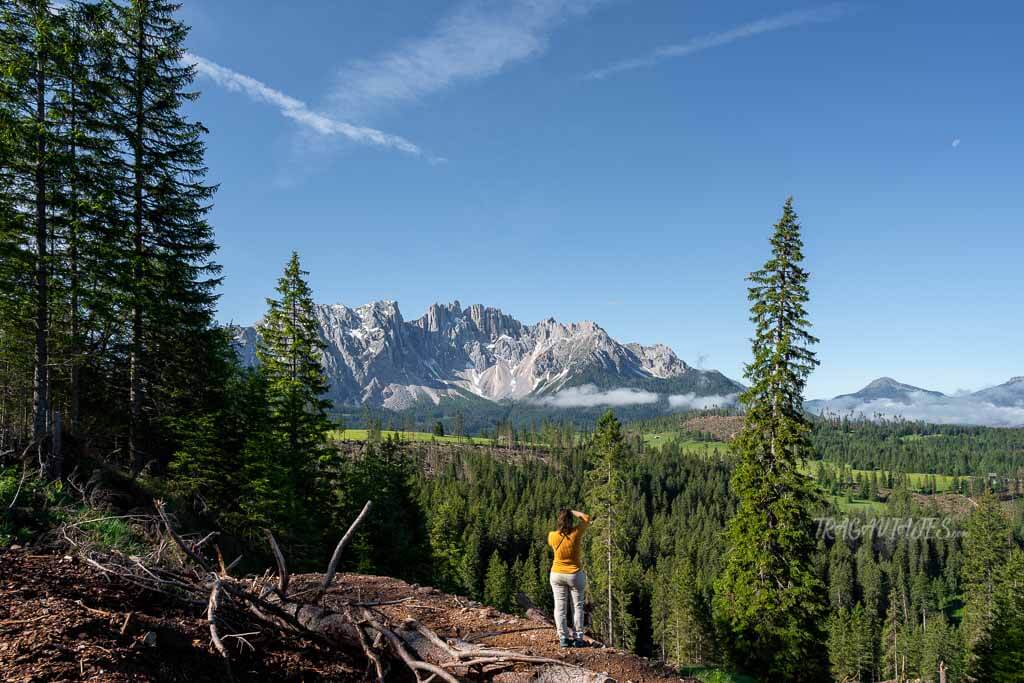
[557,509,574,536]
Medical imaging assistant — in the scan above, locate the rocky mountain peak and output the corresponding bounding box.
[464,303,522,340]
[865,377,902,389]
[356,299,403,324]
[419,301,462,333]
[237,298,743,410]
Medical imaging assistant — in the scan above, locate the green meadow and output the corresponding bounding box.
[638,432,732,455]
[329,429,495,446]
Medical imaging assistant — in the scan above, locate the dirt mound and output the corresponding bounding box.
[1,549,693,682]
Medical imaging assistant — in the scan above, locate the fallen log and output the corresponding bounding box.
[77,499,622,682]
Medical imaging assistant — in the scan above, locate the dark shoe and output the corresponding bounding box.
[559,637,572,648]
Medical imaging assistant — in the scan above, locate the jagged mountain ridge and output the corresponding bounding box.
[235,300,743,410]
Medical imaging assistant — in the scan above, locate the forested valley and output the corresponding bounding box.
[2,2,1023,682]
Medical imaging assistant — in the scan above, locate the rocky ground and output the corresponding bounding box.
[1,548,694,682]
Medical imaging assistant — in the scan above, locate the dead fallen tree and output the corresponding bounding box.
[70,499,616,682]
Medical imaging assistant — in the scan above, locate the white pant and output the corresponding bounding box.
[549,570,586,640]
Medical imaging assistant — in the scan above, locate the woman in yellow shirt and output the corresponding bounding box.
[547,508,590,647]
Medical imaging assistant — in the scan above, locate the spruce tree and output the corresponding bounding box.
[47,0,121,439]
[982,549,1024,681]
[109,0,220,470]
[829,538,855,609]
[483,550,512,613]
[519,544,543,607]
[256,252,333,536]
[585,410,636,649]
[0,0,63,470]
[962,494,1014,676]
[713,198,826,680]
[826,604,874,682]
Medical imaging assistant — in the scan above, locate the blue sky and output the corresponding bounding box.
[182,0,1023,399]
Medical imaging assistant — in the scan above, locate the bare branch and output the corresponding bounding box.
[6,466,27,509]
[207,577,233,680]
[154,500,211,570]
[352,619,386,682]
[320,500,372,594]
[263,528,289,595]
[361,614,458,683]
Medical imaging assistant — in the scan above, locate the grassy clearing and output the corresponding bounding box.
[329,429,494,446]
[799,462,959,493]
[639,433,731,455]
[827,494,887,514]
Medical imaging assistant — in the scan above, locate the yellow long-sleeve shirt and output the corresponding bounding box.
[547,514,590,574]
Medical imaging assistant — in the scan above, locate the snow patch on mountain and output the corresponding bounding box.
[237,299,744,410]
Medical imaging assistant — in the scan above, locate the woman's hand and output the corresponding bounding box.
[572,510,590,520]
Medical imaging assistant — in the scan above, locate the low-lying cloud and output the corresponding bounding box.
[668,393,739,410]
[536,384,660,408]
[810,392,1024,428]
[535,386,740,410]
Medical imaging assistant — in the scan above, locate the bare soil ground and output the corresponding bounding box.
[1,548,693,682]
[680,416,743,442]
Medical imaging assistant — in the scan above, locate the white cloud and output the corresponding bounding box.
[330,0,602,118]
[952,138,961,148]
[536,384,660,408]
[586,3,851,80]
[810,392,1024,428]
[668,393,739,410]
[185,53,427,157]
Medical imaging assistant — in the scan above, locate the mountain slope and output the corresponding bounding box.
[970,376,1024,407]
[828,377,945,404]
[236,300,743,410]
[806,377,1024,428]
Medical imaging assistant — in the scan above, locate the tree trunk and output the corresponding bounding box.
[129,15,146,473]
[33,41,50,476]
[68,77,81,434]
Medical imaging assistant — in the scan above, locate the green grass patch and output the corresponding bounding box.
[639,433,730,455]
[329,429,495,446]
[800,462,959,493]
[679,667,760,683]
[65,510,150,556]
[827,494,887,514]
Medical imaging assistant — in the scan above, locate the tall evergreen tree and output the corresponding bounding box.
[830,538,855,610]
[109,0,220,470]
[0,0,64,471]
[713,198,827,680]
[962,494,1014,678]
[585,410,636,649]
[979,549,1024,681]
[255,252,333,537]
[826,604,874,683]
[47,0,121,440]
[483,550,513,613]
